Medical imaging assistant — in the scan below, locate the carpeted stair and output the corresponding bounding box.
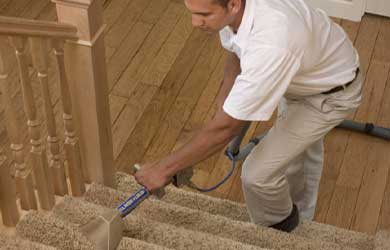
[2,171,389,250]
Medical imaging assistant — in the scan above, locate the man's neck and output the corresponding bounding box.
[229,0,246,34]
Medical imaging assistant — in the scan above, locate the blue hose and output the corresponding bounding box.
[192,150,237,192]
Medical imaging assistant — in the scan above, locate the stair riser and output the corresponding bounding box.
[16,211,95,250]
[374,231,390,250]
[16,210,176,250]
[115,172,375,250]
[53,197,265,250]
[0,234,58,250]
[85,183,362,250]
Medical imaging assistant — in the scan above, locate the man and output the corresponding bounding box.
[135,0,362,232]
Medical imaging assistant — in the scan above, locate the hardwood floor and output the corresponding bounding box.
[0,0,389,235]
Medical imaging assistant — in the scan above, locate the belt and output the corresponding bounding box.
[322,68,360,95]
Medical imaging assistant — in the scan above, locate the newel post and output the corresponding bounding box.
[53,0,115,187]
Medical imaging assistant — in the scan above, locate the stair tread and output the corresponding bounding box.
[374,231,390,250]
[15,209,177,250]
[51,196,269,250]
[115,171,374,250]
[3,171,389,250]
[0,233,58,250]
[84,182,364,250]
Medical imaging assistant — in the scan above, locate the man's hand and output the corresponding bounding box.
[134,163,172,192]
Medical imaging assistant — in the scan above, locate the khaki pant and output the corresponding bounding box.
[241,71,363,226]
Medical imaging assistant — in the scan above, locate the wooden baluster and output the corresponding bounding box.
[10,36,55,210]
[52,39,85,196]
[0,44,37,211]
[0,151,19,226]
[30,37,68,196]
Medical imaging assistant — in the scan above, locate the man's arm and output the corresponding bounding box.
[216,51,241,111]
[134,108,247,192]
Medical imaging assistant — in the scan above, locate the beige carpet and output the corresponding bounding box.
[1,171,388,250]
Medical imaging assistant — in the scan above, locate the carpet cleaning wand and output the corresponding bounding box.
[80,164,165,250]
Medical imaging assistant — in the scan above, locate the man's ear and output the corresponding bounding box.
[228,0,242,15]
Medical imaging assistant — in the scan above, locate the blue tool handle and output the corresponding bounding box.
[117,187,150,217]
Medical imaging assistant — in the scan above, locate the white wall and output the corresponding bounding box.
[304,0,365,21]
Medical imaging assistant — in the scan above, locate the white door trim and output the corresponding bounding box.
[304,0,366,21]
[366,0,390,17]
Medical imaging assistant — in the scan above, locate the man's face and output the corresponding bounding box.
[184,0,234,33]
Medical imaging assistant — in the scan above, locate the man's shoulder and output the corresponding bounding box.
[251,0,312,39]
[248,7,310,55]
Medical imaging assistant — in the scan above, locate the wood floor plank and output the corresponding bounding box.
[1,0,31,17]
[102,0,135,60]
[112,2,185,97]
[377,72,390,127]
[337,62,389,186]
[35,2,56,21]
[109,94,128,125]
[107,21,153,90]
[314,15,377,224]
[142,49,223,184]
[326,62,389,231]
[314,178,337,223]
[326,185,359,229]
[372,18,390,64]
[350,18,390,234]
[354,15,382,75]
[315,18,360,219]
[114,29,209,172]
[370,60,390,231]
[351,138,390,234]
[103,0,134,32]
[106,0,173,62]
[104,0,150,49]
[171,53,225,152]
[378,169,390,231]
[314,129,350,223]
[141,35,223,163]
[0,0,12,14]
[226,167,245,203]
[141,11,193,87]
[139,0,171,25]
[19,0,49,19]
[189,100,220,187]
[112,84,158,160]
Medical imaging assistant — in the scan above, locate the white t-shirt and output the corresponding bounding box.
[220,0,359,121]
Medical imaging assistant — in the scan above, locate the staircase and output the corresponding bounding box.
[0,171,388,250]
[1,1,389,249]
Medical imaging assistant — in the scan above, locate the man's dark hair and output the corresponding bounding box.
[213,0,230,8]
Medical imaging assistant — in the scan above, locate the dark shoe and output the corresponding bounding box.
[269,204,299,233]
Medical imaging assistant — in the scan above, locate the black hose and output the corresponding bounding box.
[336,120,390,140]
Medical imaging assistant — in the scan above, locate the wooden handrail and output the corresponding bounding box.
[0,16,78,40]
